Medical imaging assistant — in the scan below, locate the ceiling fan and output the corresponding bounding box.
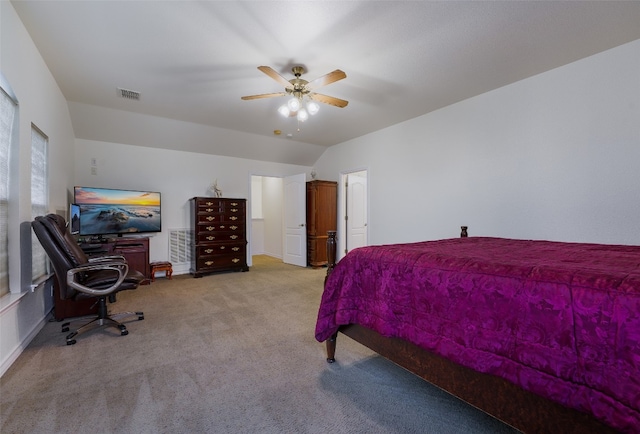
[241,66,348,109]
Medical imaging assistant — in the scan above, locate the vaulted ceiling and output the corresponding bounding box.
[11,1,640,165]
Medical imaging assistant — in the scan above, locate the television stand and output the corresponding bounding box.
[80,237,150,281]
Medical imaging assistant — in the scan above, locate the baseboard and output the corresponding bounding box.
[0,311,51,378]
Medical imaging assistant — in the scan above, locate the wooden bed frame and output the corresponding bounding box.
[322,230,618,434]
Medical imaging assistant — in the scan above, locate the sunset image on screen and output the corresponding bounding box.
[74,187,161,235]
[74,188,160,206]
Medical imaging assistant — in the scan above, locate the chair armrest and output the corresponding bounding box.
[66,260,129,296]
[88,255,126,263]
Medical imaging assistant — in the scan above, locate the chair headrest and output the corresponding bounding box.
[34,214,87,267]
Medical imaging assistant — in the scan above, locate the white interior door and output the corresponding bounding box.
[346,171,368,253]
[283,173,307,266]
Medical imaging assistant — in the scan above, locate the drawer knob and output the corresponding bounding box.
[230,225,238,230]
[205,202,213,206]
[232,247,239,251]
[207,236,215,241]
[232,258,239,263]
[205,249,213,254]
[206,208,214,212]
[230,235,238,240]
[207,226,214,231]
[231,208,238,212]
[205,261,214,266]
[230,216,237,221]
[206,216,215,221]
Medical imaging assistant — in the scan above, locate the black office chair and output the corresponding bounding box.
[32,214,144,345]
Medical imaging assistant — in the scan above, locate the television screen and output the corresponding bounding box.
[69,203,81,235]
[74,186,161,236]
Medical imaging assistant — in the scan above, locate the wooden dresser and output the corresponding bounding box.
[190,197,248,277]
[306,180,338,267]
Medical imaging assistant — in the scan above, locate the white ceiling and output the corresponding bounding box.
[11,1,640,163]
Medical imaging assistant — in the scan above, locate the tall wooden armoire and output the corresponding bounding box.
[306,180,337,267]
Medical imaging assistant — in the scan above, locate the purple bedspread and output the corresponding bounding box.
[315,237,640,432]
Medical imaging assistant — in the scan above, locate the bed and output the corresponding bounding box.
[315,231,640,433]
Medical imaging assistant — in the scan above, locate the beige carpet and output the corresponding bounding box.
[0,255,516,433]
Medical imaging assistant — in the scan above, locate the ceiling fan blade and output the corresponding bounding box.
[257,66,293,89]
[309,93,349,108]
[305,70,347,91]
[241,92,286,100]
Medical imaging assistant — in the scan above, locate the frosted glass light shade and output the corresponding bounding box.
[297,108,309,122]
[278,105,290,117]
[287,97,301,111]
[307,101,319,115]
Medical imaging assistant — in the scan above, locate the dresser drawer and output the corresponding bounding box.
[197,203,223,213]
[197,213,243,224]
[196,232,245,243]
[197,223,243,233]
[197,253,246,270]
[196,199,245,212]
[196,243,245,256]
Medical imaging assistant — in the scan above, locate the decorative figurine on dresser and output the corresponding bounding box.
[306,180,338,268]
[190,197,248,277]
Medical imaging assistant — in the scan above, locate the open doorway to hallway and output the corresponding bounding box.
[250,175,283,263]
[250,174,307,267]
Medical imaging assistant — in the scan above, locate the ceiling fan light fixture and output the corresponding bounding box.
[242,65,348,127]
[307,101,319,115]
[297,108,309,122]
[278,105,290,117]
[287,97,301,112]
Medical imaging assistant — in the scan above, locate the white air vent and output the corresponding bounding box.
[169,229,192,264]
[117,87,141,101]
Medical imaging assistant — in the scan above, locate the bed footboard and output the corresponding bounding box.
[329,324,616,434]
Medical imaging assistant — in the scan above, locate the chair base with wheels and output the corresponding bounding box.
[61,295,144,345]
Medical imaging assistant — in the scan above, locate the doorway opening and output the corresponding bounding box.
[250,173,307,267]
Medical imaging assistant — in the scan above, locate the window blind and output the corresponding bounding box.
[0,84,17,297]
[31,125,48,282]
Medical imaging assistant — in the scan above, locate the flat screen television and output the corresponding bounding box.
[74,186,161,237]
[69,203,81,235]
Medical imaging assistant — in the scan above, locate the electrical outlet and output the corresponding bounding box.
[91,167,97,175]
[90,158,97,166]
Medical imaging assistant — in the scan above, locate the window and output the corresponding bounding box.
[1,75,17,297]
[31,125,49,283]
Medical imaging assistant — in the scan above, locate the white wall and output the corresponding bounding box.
[315,39,640,249]
[1,2,76,376]
[74,139,307,270]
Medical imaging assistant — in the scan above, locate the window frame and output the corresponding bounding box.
[0,73,18,298]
